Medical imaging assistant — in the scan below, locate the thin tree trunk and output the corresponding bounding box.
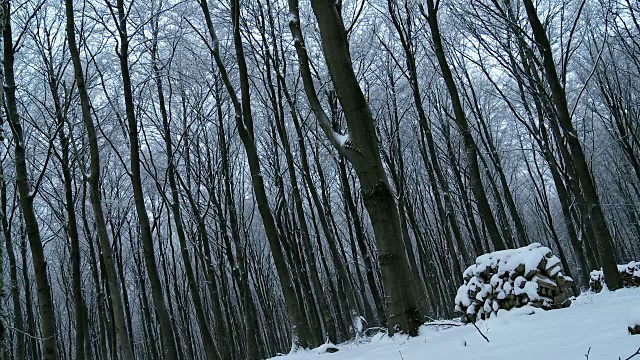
[150,24,220,360]
[199,0,310,348]
[59,125,86,360]
[421,0,506,252]
[80,187,108,360]
[2,6,58,358]
[523,0,622,289]
[20,232,40,359]
[109,0,180,356]
[63,0,136,356]
[0,163,24,360]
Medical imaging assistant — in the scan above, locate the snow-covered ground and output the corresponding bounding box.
[273,288,640,360]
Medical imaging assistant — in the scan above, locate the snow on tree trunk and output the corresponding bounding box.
[455,243,573,323]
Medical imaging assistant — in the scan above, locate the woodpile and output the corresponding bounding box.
[589,261,640,293]
[455,243,573,323]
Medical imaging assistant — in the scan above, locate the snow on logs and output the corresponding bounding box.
[589,261,640,293]
[455,243,573,323]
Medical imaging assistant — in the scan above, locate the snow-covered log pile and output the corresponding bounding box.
[589,261,640,293]
[455,243,574,323]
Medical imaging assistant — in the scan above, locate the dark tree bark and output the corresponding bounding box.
[199,0,310,348]
[420,0,507,252]
[150,22,221,360]
[0,157,24,360]
[522,0,622,290]
[19,231,40,359]
[289,0,422,336]
[2,4,58,358]
[387,0,472,266]
[109,0,180,356]
[63,0,137,356]
[79,185,109,360]
[210,79,255,359]
[257,13,337,342]
[337,157,386,324]
[50,83,87,360]
[268,23,361,333]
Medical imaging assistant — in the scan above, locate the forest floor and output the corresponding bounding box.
[273,287,640,360]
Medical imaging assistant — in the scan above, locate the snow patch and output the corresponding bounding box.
[333,132,349,146]
[271,288,640,360]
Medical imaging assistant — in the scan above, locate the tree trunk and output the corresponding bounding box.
[0,162,24,360]
[112,0,179,355]
[523,0,622,290]
[199,0,310,348]
[63,0,136,356]
[421,0,506,252]
[2,5,58,358]
[150,24,221,360]
[290,0,422,335]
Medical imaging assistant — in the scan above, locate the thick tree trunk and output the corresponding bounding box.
[290,0,422,336]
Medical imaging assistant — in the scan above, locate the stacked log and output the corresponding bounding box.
[455,243,573,323]
[589,261,640,293]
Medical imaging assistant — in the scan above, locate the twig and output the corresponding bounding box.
[585,347,591,360]
[7,326,54,341]
[473,323,490,343]
[620,347,640,360]
[399,351,404,360]
[424,320,463,327]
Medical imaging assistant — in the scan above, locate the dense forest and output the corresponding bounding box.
[0,0,638,359]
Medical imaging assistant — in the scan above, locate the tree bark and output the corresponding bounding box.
[523,0,622,290]
[421,0,506,252]
[2,5,58,358]
[112,0,179,356]
[290,0,422,336]
[64,0,137,357]
[0,159,24,360]
[199,0,310,348]
[150,25,221,360]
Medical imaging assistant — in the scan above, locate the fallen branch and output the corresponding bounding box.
[473,323,490,343]
[424,320,463,327]
[620,347,640,360]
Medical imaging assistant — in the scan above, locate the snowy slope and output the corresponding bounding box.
[273,288,640,360]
